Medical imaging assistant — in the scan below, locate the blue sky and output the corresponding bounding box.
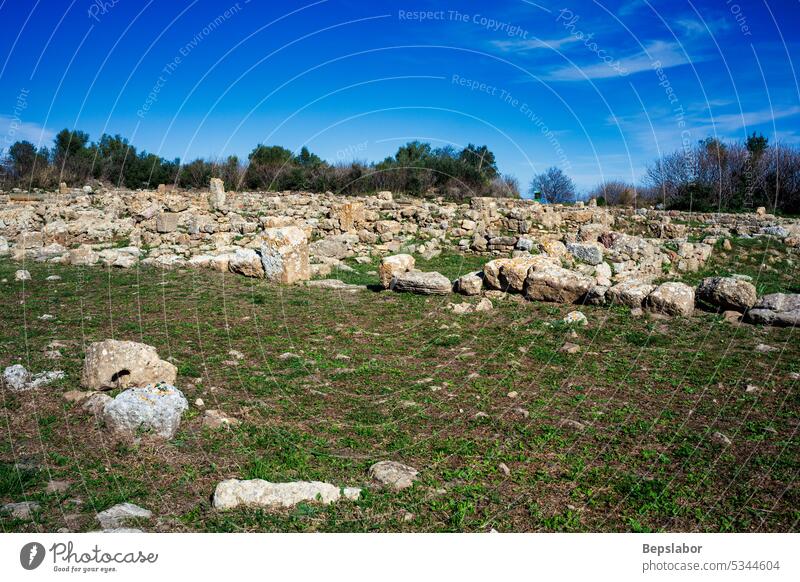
[1,0,799,192]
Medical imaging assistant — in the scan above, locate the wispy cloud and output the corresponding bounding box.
[705,106,800,133]
[545,40,695,81]
[675,17,730,37]
[491,35,580,52]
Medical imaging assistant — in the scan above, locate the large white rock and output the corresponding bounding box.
[646,282,695,317]
[81,340,177,390]
[102,383,188,439]
[213,479,361,510]
[259,226,310,284]
[524,266,593,303]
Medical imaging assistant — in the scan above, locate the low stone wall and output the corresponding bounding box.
[1,184,797,283]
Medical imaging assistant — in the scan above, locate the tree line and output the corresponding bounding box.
[0,129,518,200]
[530,134,800,215]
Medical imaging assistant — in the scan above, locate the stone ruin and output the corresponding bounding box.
[1,180,798,325]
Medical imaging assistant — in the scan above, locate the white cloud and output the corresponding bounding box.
[0,116,54,152]
[545,40,695,81]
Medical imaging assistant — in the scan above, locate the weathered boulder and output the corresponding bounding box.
[81,339,177,390]
[102,383,188,439]
[646,282,695,317]
[607,280,656,309]
[259,226,310,284]
[696,276,757,312]
[745,293,800,326]
[15,269,31,281]
[391,271,452,295]
[228,248,265,278]
[379,254,415,288]
[524,266,593,303]
[368,461,419,490]
[213,479,361,510]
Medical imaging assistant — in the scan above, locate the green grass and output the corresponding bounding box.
[0,247,797,533]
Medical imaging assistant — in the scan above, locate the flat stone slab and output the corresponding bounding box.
[390,271,452,295]
[95,502,152,529]
[213,479,361,510]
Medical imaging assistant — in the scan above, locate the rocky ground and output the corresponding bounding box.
[0,184,798,532]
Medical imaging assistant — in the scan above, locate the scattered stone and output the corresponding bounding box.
[507,391,518,398]
[755,343,778,354]
[710,431,732,446]
[1,501,39,520]
[369,461,419,490]
[498,463,511,476]
[448,298,493,314]
[96,502,152,529]
[203,409,241,429]
[15,269,31,281]
[46,480,71,493]
[213,479,361,510]
[559,418,586,431]
[279,352,300,360]
[81,339,177,390]
[559,342,581,354]
[102,383,188,439]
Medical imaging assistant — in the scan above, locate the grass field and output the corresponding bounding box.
[0,237,797,532]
